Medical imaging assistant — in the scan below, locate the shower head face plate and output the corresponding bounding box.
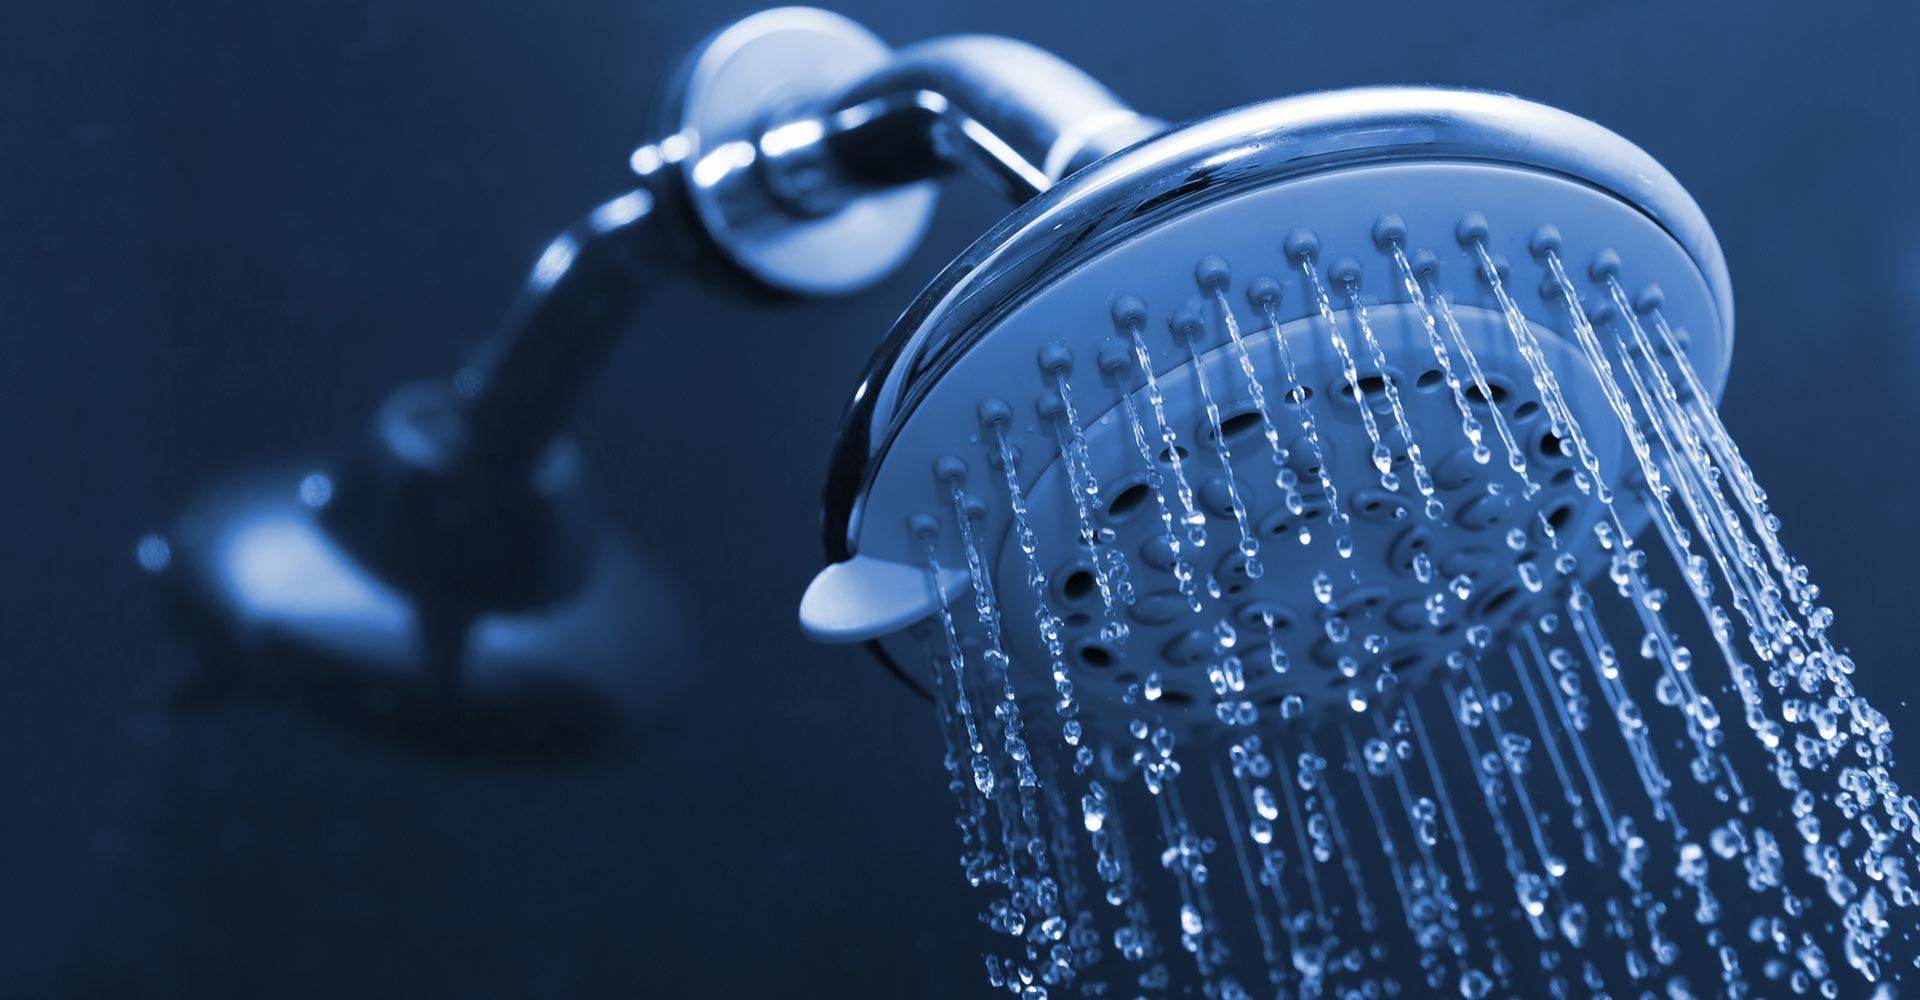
[803,88,1732,737]
[989,304,1607,732]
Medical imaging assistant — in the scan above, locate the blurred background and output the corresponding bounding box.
[4,1,1919,996]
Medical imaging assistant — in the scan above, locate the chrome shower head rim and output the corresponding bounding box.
[821,84,1734,560]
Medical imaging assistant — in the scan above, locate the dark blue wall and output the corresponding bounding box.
[4,1,1918,996]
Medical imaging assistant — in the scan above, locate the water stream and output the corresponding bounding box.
[900,237,1915,999]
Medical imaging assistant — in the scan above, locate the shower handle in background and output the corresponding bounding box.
[148,7,1161,753]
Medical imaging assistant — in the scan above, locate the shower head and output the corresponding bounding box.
[772,20,1920,998]
[801,85,1734,733]
[766,26,1864,992]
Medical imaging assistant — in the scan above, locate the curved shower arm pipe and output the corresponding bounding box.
[465,29,1158,471]
[313,21,1160,504]
[765,36,1164,203]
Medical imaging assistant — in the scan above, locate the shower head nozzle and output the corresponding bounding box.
[802,85,1734,733]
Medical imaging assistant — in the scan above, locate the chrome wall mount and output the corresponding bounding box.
[147,7,1165,757]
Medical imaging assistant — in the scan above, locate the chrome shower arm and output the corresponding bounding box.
[779,36,1163,203]
[443,29,1159,473]
[630,12,1163,296]
[366,17,1162,486]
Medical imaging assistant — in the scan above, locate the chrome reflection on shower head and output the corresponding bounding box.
[801,86,1734,734]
